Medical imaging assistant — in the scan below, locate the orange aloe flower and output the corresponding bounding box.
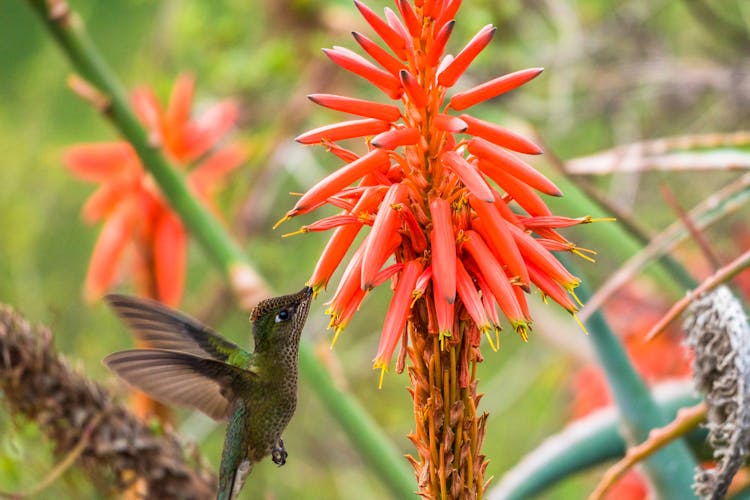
[65,74,245,306]
[284,0,588,370]
[282,3,594,495]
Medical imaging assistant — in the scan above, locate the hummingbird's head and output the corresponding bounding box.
[250,286,313,352]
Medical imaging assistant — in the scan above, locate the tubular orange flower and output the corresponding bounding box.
[449,67,545,111]
[308,94,402,121]
[65,74,245,306]
[279,0,592,374]
[280,2,592,496]
[470,137,562,196]
[429,196,456,304]
[373,259,423,374]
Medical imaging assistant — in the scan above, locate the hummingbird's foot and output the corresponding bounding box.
[271,439,287,466]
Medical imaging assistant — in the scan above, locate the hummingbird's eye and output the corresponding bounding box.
[275,309,291,323]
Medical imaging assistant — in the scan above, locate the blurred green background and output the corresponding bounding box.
[1,0,748,498]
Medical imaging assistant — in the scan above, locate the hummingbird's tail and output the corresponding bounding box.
[217,459,252,500]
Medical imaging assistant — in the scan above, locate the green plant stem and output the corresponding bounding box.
[299,346,415,496]
[573,272,699,498]
[28,0,244,272]
[488,383,705,499]
[26,1,414,496]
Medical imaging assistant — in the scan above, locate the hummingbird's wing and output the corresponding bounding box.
[104,349,256,420]
[106,294,251,366]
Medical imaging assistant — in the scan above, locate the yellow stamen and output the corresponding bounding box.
[572,313,588,335]
[568,287,584,308]
[282,227,308,238]
[376,363,387,389]
[572,248,597,263]
[483,328,498,352]
[272,214,292,230]
[330,325,345,349]
[587,217,616,223]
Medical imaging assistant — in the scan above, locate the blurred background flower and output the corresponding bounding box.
[64,74,246,307]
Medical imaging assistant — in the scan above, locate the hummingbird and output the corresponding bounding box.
[103,286,313,500]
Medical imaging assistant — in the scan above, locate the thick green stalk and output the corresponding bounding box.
[573,273,698,498]
[299,346,415,496]
[489,383,704,499]
[26,1,414,496]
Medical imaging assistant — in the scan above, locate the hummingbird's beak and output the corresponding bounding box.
[302,286,313,298]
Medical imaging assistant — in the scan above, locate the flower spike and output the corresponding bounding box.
[287,4,591,493]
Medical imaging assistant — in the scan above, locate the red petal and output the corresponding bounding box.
[181,100,240,162]
[131,87,164,136]
[399,70,428,108]
[528,259,578,313]
[165,74,195,147]
[154,211,186,307]
[399,206,427,253]
[521,215,593,229]
[456,257,491,330]
[361,183,407,288]
[384,8,411,46]
[308,93,401,122]
[84,205,135,302]
[396,0,420,37]
[331,287,367,335]
[423,0,444,19]
[434,113,467,133]
[352,32,407,76]
[296,118,391,145]
[64,143,136,182]
[434,286,455,337]
[441,151,494,202]
[436,0,462,29]
[372,262,405,288]
[491,191,524,227]
[81,181,130,223]
[469,194,530,288]
[462,230,525,326]
[325,142,361,163]
[373,260,422,370]
[328,244,366,317]
[438,25,496,87]
[189,143,246,201]
[372,127,421,149]
[426,20,455,67]
[478,159,552,216]
[414,265,433,298]
[460,114,542,155]
[429,197,456,303]
[324,47,402,98]
[465,261,500,327]
[506,222,579,289]
[354,0,407,59]
[470,138,561,196]
[292,214,365,235]
[286,148,391,217]
[309,223,362,293]
[450,67,544,110]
